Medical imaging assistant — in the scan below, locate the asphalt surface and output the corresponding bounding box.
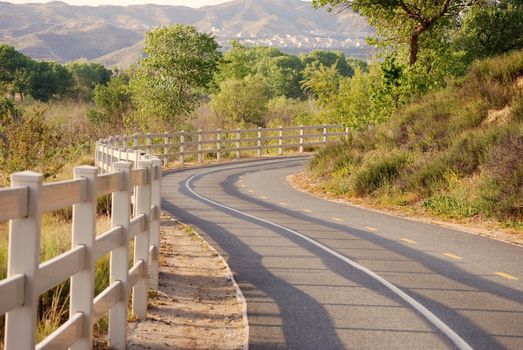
[161,156,523,350]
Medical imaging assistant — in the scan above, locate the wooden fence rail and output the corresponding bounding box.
[0,152,162,349]
[95,124,349,168]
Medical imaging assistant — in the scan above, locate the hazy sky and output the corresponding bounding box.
[5,0,290,7]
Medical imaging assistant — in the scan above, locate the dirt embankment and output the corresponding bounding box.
[128,215,248,350]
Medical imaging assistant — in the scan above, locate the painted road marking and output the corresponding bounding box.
[260,196,268,200]
[443,253,463,260]
[401,238,417,244]
[278,202,288,206]
[186,166,473,350]
[330,217,344,222]
[365,226,378,232]
[301,209,313,213]
[240,184,246,188]
[247,189,254,193]
[495,272,518,280]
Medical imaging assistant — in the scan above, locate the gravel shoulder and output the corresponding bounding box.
[127,215,247,350]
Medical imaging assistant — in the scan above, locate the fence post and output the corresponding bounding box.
[132,160,152,319]
[95,142,99,169]
[70,166,98,350]
[149,158,162,290]
[299,125,304,154]
[179,130,185,165]
[345,126,349,141]
[4,171,43,350]
[216,129,221,162]
[122,136,128,149]
[236,128,241,159]
[134,150,142,168]
[323,124,328,144]
[163,132,169,166]
[197,129,203,163]
[146,133,152,155]
[108,162,132,349]
[133,133,138,149]
[279,126,283,156]
[257,127,262,158]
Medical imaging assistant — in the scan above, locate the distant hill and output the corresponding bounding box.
[0,0,373,68]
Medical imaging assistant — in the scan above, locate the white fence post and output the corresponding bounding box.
[108,162,132,349]
[146,133,152,155]
[345,126,350,141]
[323,124,328,144]
[149,158,162,290]
[163,132,169,166]
[133,133,138,149]
[70,166,98,350]
[132,160,152,319]
[4,171,43,350]
[216,129,221,162]
[236,129,241,159]
[257,127,262,158]
[299,125,304,154]
[179,130,185,165]
[197,129,203,163]
[279,126,283,156]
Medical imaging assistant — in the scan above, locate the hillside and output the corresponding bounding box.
[308,50,523,227]
[0,0,372,67]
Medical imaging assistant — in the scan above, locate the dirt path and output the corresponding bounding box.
[127,215,247,350]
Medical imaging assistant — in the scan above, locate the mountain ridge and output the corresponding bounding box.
[0,0,373,67]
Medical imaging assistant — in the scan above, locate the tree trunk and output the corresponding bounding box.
[409,32,419,66]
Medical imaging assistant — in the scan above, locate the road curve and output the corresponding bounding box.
[161,156,523,350]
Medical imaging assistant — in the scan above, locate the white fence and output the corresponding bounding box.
[95,124,349,167]
[0,153,162,349]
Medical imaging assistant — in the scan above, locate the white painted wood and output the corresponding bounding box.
[131,168,147,187]
[36,312,83,350]
[128,260,145,288]
[257,127,262,158]
[93,281,123,324]
[36,245,86,295]
[70,166,97,350]
[109,161,132,349]
[40,179,87,213]
[5,171,42,350]
[0,274,24,315]
[323,124,328,143]
[236,128,241,159]
[96,172,124,197]
[216,129,221,162]
[148,159,162,290]
[146,133,152,155]
[129,214,146,238]
[0,187,28,222]
[179,130,185,164]
[299,125,304,154]
[132,160,152,319]
[93,226,124,261]
[197,129,203,163]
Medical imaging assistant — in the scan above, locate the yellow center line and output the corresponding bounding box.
[260,196,268,200]
[443,253,463,260]
[365,226,378,232]
[278,202,288,206]
[301,209,313,213]
[330,217,344,222]
[401,238,417,244]
[495,272,518,280]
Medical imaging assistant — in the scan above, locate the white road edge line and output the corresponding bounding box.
[185,163,473,350]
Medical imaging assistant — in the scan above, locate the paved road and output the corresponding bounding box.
[162,156,523,350]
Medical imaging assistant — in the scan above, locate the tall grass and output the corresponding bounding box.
[309,49,523,227]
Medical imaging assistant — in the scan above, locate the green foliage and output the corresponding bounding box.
[89,74,131,130]
[66,61,112,101]
[211,74,270,127]
[300,50,354,77]
[130,24,221,131]
[309,49,523,223]
[0,107,67,184]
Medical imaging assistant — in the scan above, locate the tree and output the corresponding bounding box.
[0,44,33,100]
[130,24,222,130]
[211,75,270,127]
[313,0,479,65]
[89,74,132,131]
[66,61,112,101]
[300,50,354,77]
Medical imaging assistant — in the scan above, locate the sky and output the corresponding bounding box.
[4,0,276,7]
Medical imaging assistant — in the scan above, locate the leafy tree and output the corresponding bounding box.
[89,74,132,130]
[0,44,33,100]
[211,75,270,127]
[300,50,354,77]
[66,61,112,101]
[130,24,222,130]
[455,0,523,62]
[301,64,340,104]
[256,53,305,99]
[313,0,479,65]
[28,61,73,102]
